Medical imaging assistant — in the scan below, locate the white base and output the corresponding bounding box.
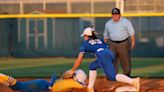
[115,86,137,92]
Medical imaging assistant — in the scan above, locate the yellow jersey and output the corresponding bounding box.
[51,78,84,92]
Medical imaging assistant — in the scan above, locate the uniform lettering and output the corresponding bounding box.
[89,39,102,45]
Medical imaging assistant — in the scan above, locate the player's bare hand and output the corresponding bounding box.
[62,69,74,79]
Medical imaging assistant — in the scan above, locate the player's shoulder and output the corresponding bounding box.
[80,40,89,48]
[82,40,89,45]
[99,38,106,44]
[98,38,104,42]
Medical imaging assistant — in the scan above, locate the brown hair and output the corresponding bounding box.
[88,31,98,39]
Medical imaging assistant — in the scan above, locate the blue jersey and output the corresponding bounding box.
[82,38,116,81]
[80,38,107,54]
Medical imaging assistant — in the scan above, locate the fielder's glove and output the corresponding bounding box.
[62,69,74,79]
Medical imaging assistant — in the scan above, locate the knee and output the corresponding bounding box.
[107,74,116,81]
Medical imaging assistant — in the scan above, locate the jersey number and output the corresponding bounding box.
[89,39,102,45]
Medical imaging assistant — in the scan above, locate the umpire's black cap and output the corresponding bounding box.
[111,8,120,14]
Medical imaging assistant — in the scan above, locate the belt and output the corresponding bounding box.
[96,48,104,52]
[110,38,129,43]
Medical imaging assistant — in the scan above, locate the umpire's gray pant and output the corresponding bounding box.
[109,39,131,76]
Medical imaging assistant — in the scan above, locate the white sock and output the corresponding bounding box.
[116,74,133,84]
[87,70,97,89]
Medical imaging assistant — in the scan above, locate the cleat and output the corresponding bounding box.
[132,77,140,92]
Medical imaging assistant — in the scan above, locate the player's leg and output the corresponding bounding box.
[88,60,101,92]
[96,50,116,81]
[116,74,140,91]
[97,51,140,91]
[15,79,50,92]
[11,81,23,91]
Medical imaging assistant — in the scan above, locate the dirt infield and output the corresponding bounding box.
[0,77,163,92]
[94,77,164,92]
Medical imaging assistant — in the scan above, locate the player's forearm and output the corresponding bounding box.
[72,53,83,72]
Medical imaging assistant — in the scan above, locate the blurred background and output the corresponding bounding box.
[0,0,163,57]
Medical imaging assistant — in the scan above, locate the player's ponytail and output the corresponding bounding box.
[90,25,98,39]
[91,31,98,39]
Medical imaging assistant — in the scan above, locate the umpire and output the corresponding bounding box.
[103,8,135,77]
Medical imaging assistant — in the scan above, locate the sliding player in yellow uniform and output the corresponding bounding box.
[0,69,87,92]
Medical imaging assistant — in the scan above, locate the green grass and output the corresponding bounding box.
[0,57,163,78]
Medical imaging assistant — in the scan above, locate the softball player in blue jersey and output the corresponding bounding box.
[65,27,140,92]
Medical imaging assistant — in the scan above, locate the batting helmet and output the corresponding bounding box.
[73,69,87,85]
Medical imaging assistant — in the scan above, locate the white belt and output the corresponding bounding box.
[97,48,104,52]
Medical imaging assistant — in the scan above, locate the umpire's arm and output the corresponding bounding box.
[131,35,135,49]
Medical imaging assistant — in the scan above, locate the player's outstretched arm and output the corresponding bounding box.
[71,53,84,72]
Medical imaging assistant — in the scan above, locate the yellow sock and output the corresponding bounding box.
[0,73,17,86]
